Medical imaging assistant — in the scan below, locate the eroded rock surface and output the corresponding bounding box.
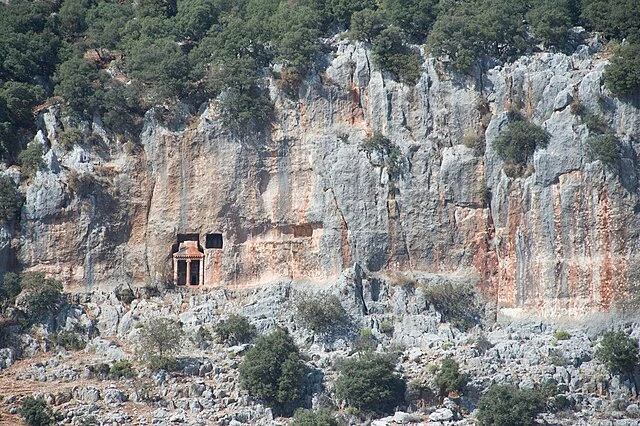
[6,41,640,313]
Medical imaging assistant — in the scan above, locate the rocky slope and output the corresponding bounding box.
[2,35,639,314]
[1,271,639,425]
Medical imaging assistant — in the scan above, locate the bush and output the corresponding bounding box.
[334,352,406,415]
[109,359,136,379]
[18,396,54,426]
[18,142,44,180]
[50,330,86,351]
[295,293,348,336]
[553,330,571,341]
[492,119,550,167]
[477,384,545,426]
[138,317,183,361]
[355,327,378,352]
[360,132,403,177]
[20,272,64,319]
[421,282,479,331]
[434,356,467,397]
[595,331,639,376]
[0,272,21,307]
[0,175,23,223]
[239,328,307,415]
[292,407,338,426]
[604,43,640,97]
[588,133,619,164]
[379,320,394,334]
[87,363,110,379]
[57,127,83,151]
[147,355,180,372]
[213,314,257,345]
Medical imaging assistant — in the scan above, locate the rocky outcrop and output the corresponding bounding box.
[9,39,640,314]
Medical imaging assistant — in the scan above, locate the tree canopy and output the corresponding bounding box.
[0,0,635,162]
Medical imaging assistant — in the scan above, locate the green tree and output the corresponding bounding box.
[0,175,23,223]
[325,0,376,29]
[526,0,572,48]
[581,0,640,41]
[604,43,640,97]
[213,314,257,345]
[588,133,619,164]
[18,396,53,426]
[381,0,438,43]
[428,0,528,73]
[239,328,307,415]
[18,142,44,180]
[54,54,103,117]
[350,9,386,42]
[372,26,422,85]
[595,330,639,376]
[492,119,549,166]
[126,37,190,100]
[434,356,467,397]
[295,292,348,336]
[334,352,406,415]
[139,317,184,358]
[0,272,21,307]
[20,272,64,318]
[477,384,545,426]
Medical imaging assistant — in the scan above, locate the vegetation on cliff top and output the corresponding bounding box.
[0,0,638,161]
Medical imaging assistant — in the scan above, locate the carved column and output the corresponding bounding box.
[173,257,178,286]
[186,259,191,286]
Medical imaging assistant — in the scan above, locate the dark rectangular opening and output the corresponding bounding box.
[190,260,200,285]
[205,233,223,249]
[177,261,187,286]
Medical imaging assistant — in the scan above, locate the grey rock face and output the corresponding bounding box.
[12,42,640,314]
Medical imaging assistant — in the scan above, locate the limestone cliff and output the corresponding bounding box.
[5,40,640,314]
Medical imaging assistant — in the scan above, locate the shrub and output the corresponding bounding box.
[595,331,639,376]
[295,293,348,336]
[50,330,86,351]
[109,359,135,379]
[138,318,183,361]
[192,325,213,347]
[292,407,338,426]
[239,328,307,415]
[0,272,21,307]
[581,112,610,134]
[20,272,64,319]
[604,43,640,97]
[147,355,180,372]
[18,142,45,180]
[435,356,467,397]
[421,281,479,331]
[492,120,549,167]
[18,396,54,426]
[87,363,110,379]
[553,330,571,341]
[114,286,135,304]
[213,314,257,345]
[355,327,378,352]
[588,133,619,164]
[334,352,406,415]
[477,384,545,426]
[360,132,403,177]
[0,175,23,223]
[57,128,83,151]
[379,320,394,334]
